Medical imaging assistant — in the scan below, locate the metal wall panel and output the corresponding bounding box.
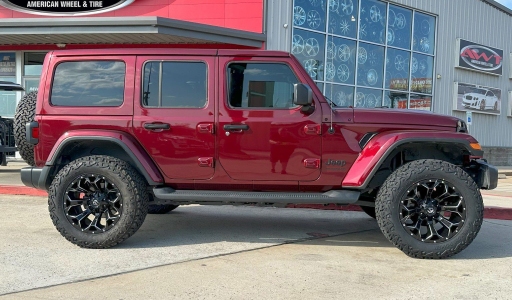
[265,0,293,52]
[266,0,512,147]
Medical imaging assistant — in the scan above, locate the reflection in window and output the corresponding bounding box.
[385,48,410,91]
[143,62,207,108]
[387,5,412,49]
[413,12,435,54]
[292,28,326,81]
[409,94,432,110]
[384,90,409,109]
[293,0,327,32]
[411,53,433,94]
[328,0,358,38]
[325,83,354,107]
[227,63,299,109]
[291,0,436,110]
[357,43,384,88]
[51,61,125,107]
[357,87,382,108]
[359,0,387,44]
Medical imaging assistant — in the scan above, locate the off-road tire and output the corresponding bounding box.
[360,205,376,219]
[375,159,483,259]
[48,155,149,248]
[14,91,37,166]
[148,204,179,214]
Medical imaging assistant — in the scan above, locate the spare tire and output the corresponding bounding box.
[14,92,37,166]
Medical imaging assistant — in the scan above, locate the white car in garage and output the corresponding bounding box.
[462,88,499,111]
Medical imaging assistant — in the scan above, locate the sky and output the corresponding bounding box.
[494,0,512,9]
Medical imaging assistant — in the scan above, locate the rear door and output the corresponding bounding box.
[132,56,215,180]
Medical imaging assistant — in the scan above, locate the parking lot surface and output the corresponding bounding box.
[1,194,511,299]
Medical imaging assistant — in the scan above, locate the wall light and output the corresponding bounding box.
[56,43,66,48]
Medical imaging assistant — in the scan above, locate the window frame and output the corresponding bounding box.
[49,59,126,107]
[226,61,301,110]
[141,59,208,109]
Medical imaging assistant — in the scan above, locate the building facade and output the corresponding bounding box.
[0,0,510,164]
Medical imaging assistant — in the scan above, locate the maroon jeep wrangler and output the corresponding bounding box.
[15,48,497,258]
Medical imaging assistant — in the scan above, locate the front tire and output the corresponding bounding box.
[375,159,483,259]
[48,155,149,248]
[148,204,179,214]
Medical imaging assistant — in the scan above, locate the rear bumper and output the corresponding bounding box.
[473,159,498,190]
[21,167,49,190]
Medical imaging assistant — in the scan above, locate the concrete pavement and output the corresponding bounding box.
[0,194,511,299]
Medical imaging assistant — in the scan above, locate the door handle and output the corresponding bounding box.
[144,123,170,130]
[223,124,249,131]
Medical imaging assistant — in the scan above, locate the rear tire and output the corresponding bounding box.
[48,155,149,248]
[148,204,179,214]
[375,159,483,259]
[14,92,37,166]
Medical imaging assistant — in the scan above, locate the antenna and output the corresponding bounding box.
[328,26,335,134]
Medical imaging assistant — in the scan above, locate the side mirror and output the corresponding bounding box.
[293,83,313,106]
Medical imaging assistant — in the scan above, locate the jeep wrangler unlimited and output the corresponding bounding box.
[16,48,498,258]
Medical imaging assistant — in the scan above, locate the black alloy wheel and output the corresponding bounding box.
[400,179,465,243]
[49,155,149,248]
[376,159,483,259]
[64,174,123,233]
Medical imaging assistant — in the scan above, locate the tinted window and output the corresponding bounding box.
[142,61,207,108]
[227,63,299,108]
[51,61,125,106]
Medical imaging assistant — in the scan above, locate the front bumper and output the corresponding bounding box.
[21,167,50,190]
[472,159,498,190]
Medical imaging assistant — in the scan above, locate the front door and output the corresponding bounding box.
[217,58,322,181]
[133,56,215,180]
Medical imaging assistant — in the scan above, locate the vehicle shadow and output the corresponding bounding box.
[118,206,512,260]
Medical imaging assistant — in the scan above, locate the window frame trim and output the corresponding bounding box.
[141,59,209,109]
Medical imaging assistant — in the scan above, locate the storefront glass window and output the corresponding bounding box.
[327,0,358,38]
[24,53,46,76]
[413,12,435,55]
[292,0,436,110]
[359,0,387,44]
[356,42,384,88]
[387,5,412,50]
[293,0,327,32]
[411,53,433,94]
[292,28,326,81]
[385,48,410,91]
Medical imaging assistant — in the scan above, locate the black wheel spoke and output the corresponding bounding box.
[425,221,441,241]
[63,173,123,234]
[72,209,92,223]
[400,178,466,244]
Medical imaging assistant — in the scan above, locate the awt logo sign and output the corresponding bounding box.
[0,0,134,16]
[457,39,503,76]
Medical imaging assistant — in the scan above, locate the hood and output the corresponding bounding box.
[351,108,459,128]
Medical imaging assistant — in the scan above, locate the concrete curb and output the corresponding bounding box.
[2,185,511,221]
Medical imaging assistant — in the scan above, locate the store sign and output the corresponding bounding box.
[0,53,16,77]
[453,82,501,115]
[456,39,503,76]
[0,0,134,16]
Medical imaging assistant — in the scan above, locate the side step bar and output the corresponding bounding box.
[152,187,360,205]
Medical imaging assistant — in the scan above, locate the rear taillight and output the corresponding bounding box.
[26,122,39,145]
